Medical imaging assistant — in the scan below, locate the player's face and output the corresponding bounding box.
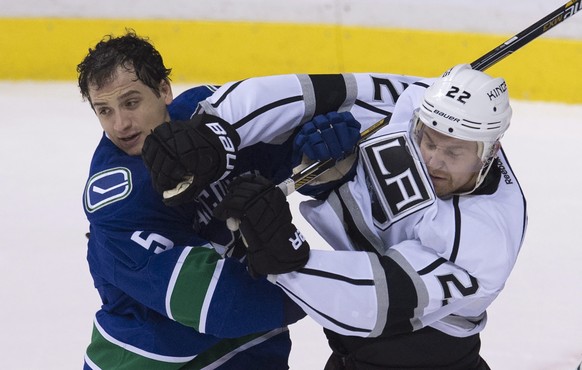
[88,66,173,156]
[418,125,482,197]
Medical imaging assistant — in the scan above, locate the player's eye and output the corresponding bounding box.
[445,149,461,158]
[424,142,437,151]
[97,107,111,116]
[125,99,140,109]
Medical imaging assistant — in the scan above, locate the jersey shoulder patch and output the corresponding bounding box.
[84,167,133,213]
[360,131,435,229]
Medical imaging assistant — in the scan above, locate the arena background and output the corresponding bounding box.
[1,1,581,369]
[1,0,582,103]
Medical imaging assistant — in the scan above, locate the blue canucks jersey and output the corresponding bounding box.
[82,85,303,369]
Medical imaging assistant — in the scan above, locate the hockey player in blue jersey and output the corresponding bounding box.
[77,31,316,369]
[143,67,527,369]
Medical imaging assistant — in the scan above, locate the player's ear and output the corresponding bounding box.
[160,79,173,104]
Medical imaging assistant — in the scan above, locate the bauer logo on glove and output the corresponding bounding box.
[141,113,240,206]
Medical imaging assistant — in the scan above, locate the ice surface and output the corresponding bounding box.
[0,82,580,369]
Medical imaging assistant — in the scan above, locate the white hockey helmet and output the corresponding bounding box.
[415,64,512,192]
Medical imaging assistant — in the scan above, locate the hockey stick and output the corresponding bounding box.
[275,0,582,197]
[224,0,581,231]
[169,0,581,210]
[276,116,388,195]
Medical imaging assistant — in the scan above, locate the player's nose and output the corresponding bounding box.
[113,111,132,132]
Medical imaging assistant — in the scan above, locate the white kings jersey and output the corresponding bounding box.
[198,73,528,339]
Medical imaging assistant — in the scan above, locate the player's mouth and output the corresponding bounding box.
[117,133,142,151]
[120,133,140,144]
[429,171,448,183]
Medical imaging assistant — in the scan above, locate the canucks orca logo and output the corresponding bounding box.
[84,167,132,213]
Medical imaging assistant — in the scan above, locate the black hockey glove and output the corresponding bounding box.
[142,114,240,206]
[213,174,310,277]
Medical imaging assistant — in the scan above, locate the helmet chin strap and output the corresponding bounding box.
[453,161,492,196]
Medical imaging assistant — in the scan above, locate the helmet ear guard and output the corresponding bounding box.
[417,64,512,193]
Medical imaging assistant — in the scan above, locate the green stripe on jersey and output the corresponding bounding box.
[85,323,194,369]
[167,247,222,330]
[184,329,287,369]
[85,322,286,370]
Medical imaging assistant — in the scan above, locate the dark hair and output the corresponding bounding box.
[77,29,172,102]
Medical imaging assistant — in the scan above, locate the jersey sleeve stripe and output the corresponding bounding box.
[198,259,225,334]
[379,252,418,334]
[412,81,430,89]
[417,257,448,276]
[275,281,373,334]
[340,73,359,112]
[297,73,317,122]
[383,250,428,333]
[165,247,192,320]
[166,248,222,330]
[92,318,197,363]
[232,96,304,129]
[354,99,393,117]
[298,267,375,286]
[329,186,385,255]
[210,79,245,108]
[308,74,347,116]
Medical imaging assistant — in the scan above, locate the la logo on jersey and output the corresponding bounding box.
[84,167,132,213]
[360,132,434,230]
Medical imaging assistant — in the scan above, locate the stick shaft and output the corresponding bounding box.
[471,0,582,71]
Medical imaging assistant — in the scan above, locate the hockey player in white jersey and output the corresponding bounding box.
[143,66,527,369]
